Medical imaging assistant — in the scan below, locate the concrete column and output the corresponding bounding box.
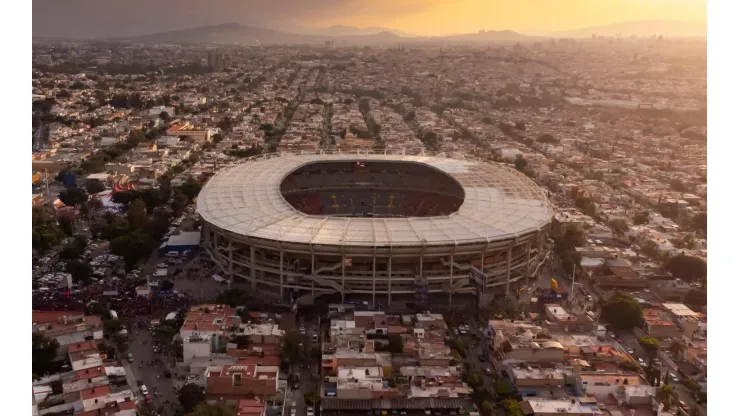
[387,256,392,307]
[341,254,346,304]
[448,254,454,306]
[250,246,256,291]
[526,241,532,287]
[279,250,284,300]
[372,256,376,308]
[506,246,512,296]
[311,253,315,300]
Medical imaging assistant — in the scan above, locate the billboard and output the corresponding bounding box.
[469,266,486,291]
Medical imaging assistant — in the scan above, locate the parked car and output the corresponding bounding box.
[127,353,134,363]
[140,385,149,395]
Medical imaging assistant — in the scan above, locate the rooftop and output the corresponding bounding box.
[197,152,552,247]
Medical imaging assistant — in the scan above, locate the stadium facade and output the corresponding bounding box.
[196,151,553,305]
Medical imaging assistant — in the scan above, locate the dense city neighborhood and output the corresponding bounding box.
[32,35,706,416]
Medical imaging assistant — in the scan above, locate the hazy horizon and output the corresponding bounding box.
[33,0,706,39]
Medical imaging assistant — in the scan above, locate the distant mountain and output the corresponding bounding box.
[116,23,537,45]
[546,20,706,38]
[445,29,533,42]
[124,23,403,45]
[300,25,417,38]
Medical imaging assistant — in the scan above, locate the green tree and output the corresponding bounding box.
[608,219,629,235]
[669,179,687,192]
[602,291,643,330]
[281,330,307,371]
[180,176,203,201]
[633,211,650,225]
[33,207,63,252]
[664,255,707,281]
[656,385,678,409]
[32,334,60,377]
[387,333,404,353]
[58,216,76,236]
[638,335,661,369]
[159,111,170,122]
[481,400,494,416]
[575,195,596,216]
[66,260,93,284]
[514,154,527,172]
[59,187,88,207]
[110,229,155,270]
[103,319,124,335]
[502,398,523,416]
[85,180,106,195]
[466,370,484,389]
[179,383,206,413]
[692,212,707,233]
[126,199,149,230]
[304,391,321,405]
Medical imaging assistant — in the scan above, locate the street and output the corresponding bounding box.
[125,321,182,416]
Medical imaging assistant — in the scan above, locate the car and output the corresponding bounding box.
[485,368,493,376]
[678,401,688,411]
[670,373,679,383]
[299,326,306,335]
[306,408,314,416]
[127,353,134,362]
[607,331,616,338]
[140,385,149,395]
[157,263,168,268]
[290,409,297,416]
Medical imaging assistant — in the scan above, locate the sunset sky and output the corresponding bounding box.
[33,0,707,38]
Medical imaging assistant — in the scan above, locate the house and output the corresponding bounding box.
[205,364,279,400]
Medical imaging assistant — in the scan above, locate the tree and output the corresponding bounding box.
[281,330,307,371]
[103,319,124,335]
[601,291,643,330]
[692,212,707,233]
[608,219,629,235]
[656,385,678,410]
[664,255,707,281]
[159,111,170,122]
[481,116,493,125]
[466,370,484,389]
[60,242,84,260]
[180,176,203,201]
[669,179,687,192]
[66,260,93,284]
[171,191,188,217]
[575,195,596,216]
[33,207,63,252]
[159,279,174,291]
[515,121,526,131]
[179,383,206,413]
[110,229,155,270]
[304,391,321,405]
[32,334,60,377]
[514,154,527,172]
[633,211,650,225]
[85,180,106,195]
[386,333,404,353]
[59,187,88,207]
[58,216,76,236]
[638,336,661,360]
[481,400,494,416]
[536,133,559,144]
[502,398,524,416]
[126,199,149,230]
[211,133,223,143]
[403,111,416,122]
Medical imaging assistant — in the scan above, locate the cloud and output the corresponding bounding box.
[32,0,447,37]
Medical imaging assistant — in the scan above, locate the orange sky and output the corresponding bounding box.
[308,0,707,35]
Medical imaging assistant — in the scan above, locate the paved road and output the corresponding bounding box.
[126,323,182,416]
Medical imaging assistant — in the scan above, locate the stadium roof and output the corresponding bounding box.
[197,153,553,247]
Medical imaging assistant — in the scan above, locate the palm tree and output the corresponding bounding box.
[668,339,684,359]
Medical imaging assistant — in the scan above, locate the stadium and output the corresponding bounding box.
[196,151,553,306]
